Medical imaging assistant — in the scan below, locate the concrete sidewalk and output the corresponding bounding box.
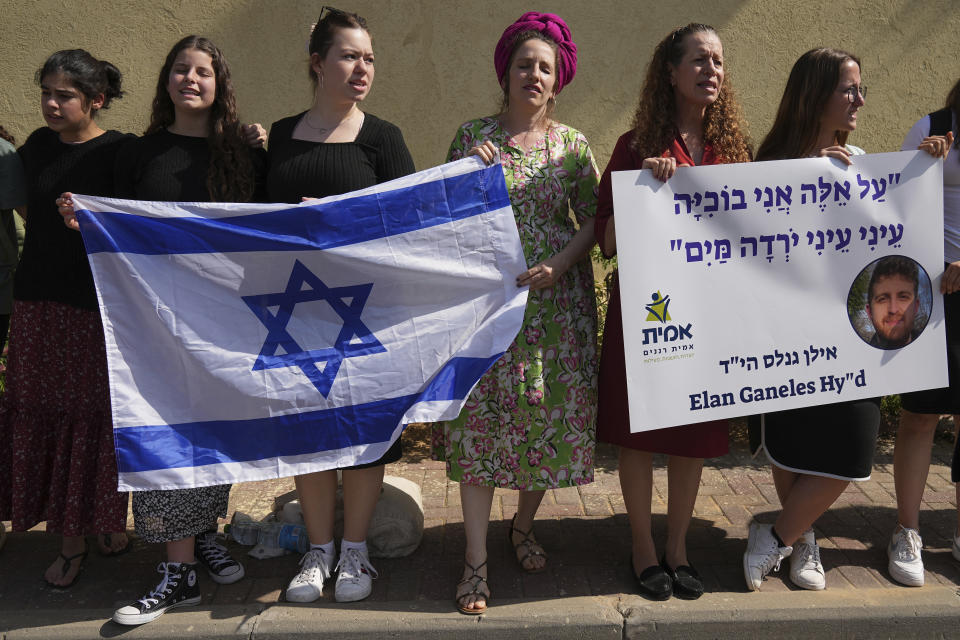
[2,428,960,638]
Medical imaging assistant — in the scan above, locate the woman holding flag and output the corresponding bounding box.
[431,12,600,615]
[0,49,133,589]
[594,23,751,601]
[60,35,265,624]
[264,7,415,606]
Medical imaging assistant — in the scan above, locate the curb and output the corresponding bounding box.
[3,588,959,639]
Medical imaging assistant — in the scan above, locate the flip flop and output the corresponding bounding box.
[98,532,131,557]
[45,549,88,589]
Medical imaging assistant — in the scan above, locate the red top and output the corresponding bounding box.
[595,131,719,257]
[594,130,728,457]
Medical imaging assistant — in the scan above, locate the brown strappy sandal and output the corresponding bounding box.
[455,559,489,615]
[508,514,547,574]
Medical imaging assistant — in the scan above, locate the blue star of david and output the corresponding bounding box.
[242,260,385,397]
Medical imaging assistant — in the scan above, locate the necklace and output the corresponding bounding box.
[303,109,357,133]
[501,122,546,152]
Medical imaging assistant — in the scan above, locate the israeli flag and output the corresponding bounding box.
[73,158,527,490]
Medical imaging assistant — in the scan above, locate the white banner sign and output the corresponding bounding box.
[612,151,946,431]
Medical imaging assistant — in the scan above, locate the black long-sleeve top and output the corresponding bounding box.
[266,112,415,203]
[15,128,135,310]
[114,129,266,202]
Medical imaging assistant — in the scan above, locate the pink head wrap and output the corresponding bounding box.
[494,12,578,95]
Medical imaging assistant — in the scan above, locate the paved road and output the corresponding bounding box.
[2,428,959,638]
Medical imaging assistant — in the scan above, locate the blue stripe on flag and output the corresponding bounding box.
[78,164,509,255]
[114,353,503,472]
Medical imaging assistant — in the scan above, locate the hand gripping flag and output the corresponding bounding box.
[73,158,528,490]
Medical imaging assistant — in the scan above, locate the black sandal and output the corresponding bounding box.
[508,514,547,574]
[98,532,131,557]
[45,549,88,589]
[455,559,490,615]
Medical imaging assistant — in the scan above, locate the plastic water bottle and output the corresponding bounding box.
[225,521,260,546]
[225,522,310,553]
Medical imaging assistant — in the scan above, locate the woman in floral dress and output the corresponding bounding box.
[431,12,599,614]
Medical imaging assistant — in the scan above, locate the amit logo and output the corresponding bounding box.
[639,289,693,349]
[645,290,671,323]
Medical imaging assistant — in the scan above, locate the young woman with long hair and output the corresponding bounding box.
[595,23,751,601]
[744,48,950,592]
[60,34,265,624]
[431,11,600,614]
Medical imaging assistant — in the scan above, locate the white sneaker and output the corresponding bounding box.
[743,522,792,591]
[888,525,924,586]
[286,548,337,603]
[789,529,825,590]
[952,531,960,563]
[334,546,378,603]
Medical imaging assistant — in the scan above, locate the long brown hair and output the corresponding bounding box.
[630,23,750,163]
[946,76,960,148]
[756,48,860,161]
[146,35,254,202]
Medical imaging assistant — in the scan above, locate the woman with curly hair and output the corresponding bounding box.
[594,23,750,601]
[61,35,265,624]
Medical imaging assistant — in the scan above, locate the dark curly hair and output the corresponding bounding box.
[146,35,254,202]
[756,48,860,161]
[630,23,751,163]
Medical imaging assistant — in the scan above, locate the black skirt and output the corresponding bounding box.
[751,398,880,481]
[902,279,960,415]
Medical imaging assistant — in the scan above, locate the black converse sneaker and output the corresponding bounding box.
[113,562,201,625]
[196,529,245,584]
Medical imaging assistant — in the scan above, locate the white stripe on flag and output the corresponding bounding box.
[73,157,527,490]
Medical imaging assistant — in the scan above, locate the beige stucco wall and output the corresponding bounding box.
[1,0,959,172]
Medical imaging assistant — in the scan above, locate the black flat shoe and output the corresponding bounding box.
[661,557,704,600]
[631,561,672,601]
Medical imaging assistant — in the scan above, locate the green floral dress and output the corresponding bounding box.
[430,117,599,489]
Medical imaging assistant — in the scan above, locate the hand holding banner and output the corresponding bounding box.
[612,151,946,432]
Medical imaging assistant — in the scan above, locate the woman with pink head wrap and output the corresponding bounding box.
[431,12,600,615]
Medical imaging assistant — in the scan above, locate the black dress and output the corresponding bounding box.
[267,111,415,468]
